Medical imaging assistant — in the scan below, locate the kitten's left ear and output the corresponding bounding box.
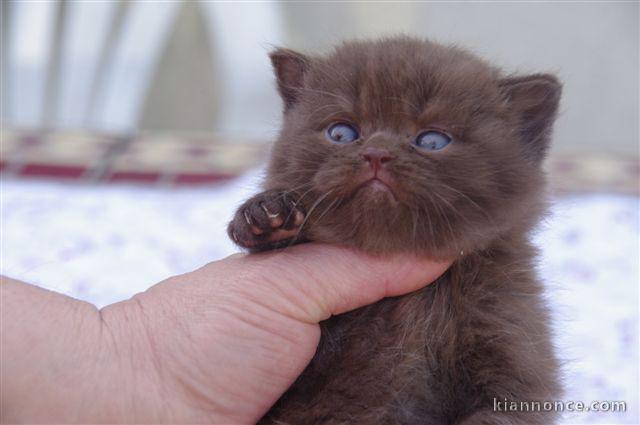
[270,48,310,111]
[499,74,562,163]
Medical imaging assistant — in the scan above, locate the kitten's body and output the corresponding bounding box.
[264,241,557,425]
[229,37,562,424]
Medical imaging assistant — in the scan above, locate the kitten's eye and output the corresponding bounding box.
[326,123,359,144]
[414,130,451,151]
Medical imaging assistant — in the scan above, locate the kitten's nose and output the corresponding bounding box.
[361,147,393,170]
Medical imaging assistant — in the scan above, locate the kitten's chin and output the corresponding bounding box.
[355,179,398,204]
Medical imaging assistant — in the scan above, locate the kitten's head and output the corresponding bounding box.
[266,37,561,258]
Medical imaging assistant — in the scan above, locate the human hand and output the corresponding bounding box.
[1,244,450,424]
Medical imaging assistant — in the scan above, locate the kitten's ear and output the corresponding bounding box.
[499,74,562,163]
[270,48,310,110]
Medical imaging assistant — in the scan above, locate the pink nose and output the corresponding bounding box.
[361,147,393,170]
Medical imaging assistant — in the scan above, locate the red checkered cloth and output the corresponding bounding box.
[0,129,268,185]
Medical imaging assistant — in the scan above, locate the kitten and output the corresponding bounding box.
[228,37,562,424]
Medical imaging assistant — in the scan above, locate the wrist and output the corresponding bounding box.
[92,296,177,423]
[97,280,240,424]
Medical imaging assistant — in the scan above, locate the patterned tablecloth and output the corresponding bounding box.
[1,170,638,424]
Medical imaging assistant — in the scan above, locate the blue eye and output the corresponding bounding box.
[326,123,359,144]
[414,130,451,151]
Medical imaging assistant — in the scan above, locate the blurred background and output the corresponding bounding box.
[1,1,638,424]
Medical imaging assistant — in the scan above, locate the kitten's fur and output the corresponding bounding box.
[229,37,562,424]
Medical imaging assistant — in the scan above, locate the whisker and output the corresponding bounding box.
[293,189,335,243]
[437,184,497,230]
[313,196,340,229]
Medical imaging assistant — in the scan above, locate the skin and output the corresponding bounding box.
[0,243,450,424]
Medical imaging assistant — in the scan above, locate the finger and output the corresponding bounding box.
[212,244,452,324]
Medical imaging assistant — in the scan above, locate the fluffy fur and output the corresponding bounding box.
[228,37,562,424]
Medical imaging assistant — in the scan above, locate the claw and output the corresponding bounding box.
[260,204,284,227]
[261,204,280,219]
[243,210,252,225]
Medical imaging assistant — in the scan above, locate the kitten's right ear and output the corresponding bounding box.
[270,48,310,110]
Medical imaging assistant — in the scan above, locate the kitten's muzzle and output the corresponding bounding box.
[350,147,398,200]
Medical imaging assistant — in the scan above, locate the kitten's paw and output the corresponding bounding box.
[228,190,306,251]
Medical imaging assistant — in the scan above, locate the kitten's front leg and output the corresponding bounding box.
[228,189,306,251]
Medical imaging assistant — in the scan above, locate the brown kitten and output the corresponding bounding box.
[228,37,562,424]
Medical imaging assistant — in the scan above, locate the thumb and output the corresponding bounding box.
[215,243,451,324]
